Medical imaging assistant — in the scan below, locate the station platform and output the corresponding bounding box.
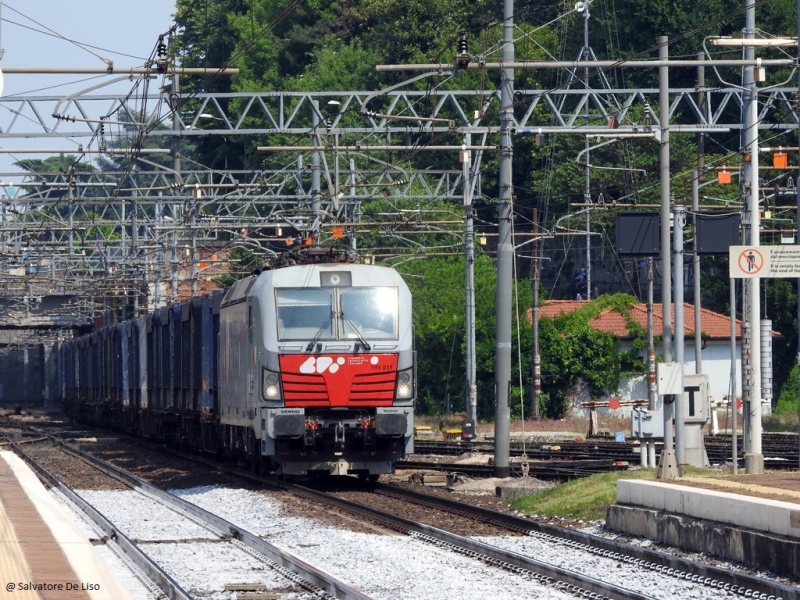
[0,451,133,600]
[607,471,800,579]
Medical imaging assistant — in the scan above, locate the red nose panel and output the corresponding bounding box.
[279,354,398,407]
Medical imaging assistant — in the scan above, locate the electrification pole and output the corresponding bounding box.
[743,0,764,474]
[657,36,679,479]
[171,72,181,303]
[695,55,705,376]
[797,0,800,471]
[583,2,592,299]
[312,101,321,244]
[646,258,656,467]
[692,171,702,375]
[462,133,477,425]
[673,205,686,465]
[493,0,514,478]
[531,209,541,421]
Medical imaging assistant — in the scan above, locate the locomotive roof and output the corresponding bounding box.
[220,263,406,307]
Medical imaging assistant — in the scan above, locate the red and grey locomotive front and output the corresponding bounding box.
[219,264,414,477]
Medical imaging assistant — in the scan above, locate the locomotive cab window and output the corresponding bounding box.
[340,287,398,340]
[275,286,398,342]
[276,288,335,341]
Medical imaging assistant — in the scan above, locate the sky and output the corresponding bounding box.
[0,0,177,180]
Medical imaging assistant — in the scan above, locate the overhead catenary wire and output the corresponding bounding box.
[0,0,792,318]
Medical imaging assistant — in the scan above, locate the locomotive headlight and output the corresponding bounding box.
[262,369,282,401]
[395,369,413,399]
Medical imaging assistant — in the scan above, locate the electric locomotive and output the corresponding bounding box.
[220,261,415,478]
[60,256,415,480]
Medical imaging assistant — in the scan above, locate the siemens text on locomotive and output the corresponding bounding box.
[61,261,415,479]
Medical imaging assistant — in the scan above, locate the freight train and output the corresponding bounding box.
[60,256,415,479]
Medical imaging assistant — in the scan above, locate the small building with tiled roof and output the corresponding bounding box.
[537,300,743,339]
[530,300,774,416]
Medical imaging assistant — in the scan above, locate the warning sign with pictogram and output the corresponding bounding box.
[736,248,763,275]
[729,245,800,278]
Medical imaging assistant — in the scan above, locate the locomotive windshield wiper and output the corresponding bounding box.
[305,312,334,352]
[340,310,371,351]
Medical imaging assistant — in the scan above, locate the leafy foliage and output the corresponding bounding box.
[169,0,800,417]
[399,255,531,420]
[538,294,645,418]
[774,365,798,415]
[15,155,94,176]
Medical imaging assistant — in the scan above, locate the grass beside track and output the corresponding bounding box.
[510,467,730,522]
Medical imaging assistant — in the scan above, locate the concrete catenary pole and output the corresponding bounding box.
[658,36,679,479]
[695,54,705,375]
[462,133,477,424]
[673,205,686,465]
[743,0,764,474]
[797,0,800,470]
[493,0,515,477]
[692,171,702,374]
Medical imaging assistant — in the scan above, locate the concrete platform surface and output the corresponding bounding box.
[608,472,800,579]
[616,477,800,538]
[0,451,133,600]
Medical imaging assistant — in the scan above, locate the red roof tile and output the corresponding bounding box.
[538,300,589,319]
[531,301,750,339]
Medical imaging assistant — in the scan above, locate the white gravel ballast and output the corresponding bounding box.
[62,485,577,599]
[52,483,785,600]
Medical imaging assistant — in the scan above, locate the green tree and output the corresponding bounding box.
[538,294,644,418]
[15,155,94,177]
[399,255,531,420]
[774,365,798,415]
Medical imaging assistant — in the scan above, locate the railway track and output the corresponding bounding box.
[10,424,799,599]
[10,439,370,600]
[9,441,192,600]
[414,436,800,472]
[359,482,798,600]
[286,480,651,600]
[86,439,649,599]
[61,435,796,600]
[396,458,630,480]
[34,438,601,599]
[300,484,800,600]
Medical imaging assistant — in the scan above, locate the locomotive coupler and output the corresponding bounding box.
[334,420,345,451]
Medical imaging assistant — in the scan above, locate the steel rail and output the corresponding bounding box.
[371,483,798,600]
[285,481,652,600]
[9,441,194,600]
[395,459,629,480]
[51,439,372,600]
[49,433,796,599]
[93,439,644,599]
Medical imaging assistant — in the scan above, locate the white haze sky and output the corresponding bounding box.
[0,0,177,180]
